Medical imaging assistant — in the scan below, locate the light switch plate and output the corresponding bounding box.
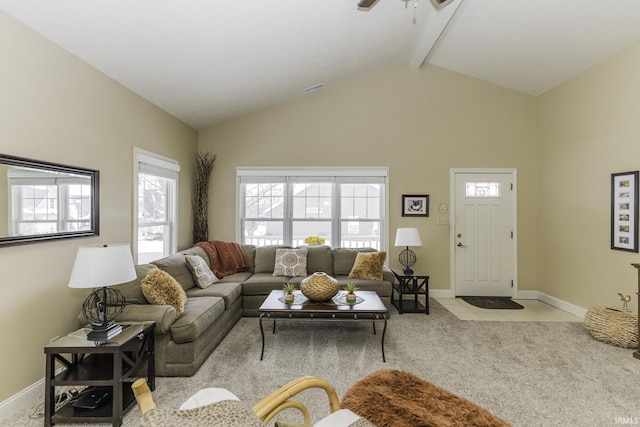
[437,217,448,225]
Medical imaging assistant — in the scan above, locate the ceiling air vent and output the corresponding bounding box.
[304,83,324,94]
[429,0,454,10]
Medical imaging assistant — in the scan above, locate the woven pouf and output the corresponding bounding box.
[300,272,339,301]
[584,306,638,348]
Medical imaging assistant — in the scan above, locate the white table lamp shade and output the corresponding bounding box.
[68,244,136,289]
[394,228,423,247]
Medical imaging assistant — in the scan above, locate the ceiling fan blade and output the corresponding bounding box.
[357,0,379,9]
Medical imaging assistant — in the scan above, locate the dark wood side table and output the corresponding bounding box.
[391,270,430,314]
[44,321,155,427]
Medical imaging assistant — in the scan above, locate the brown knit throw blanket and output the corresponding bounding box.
[195,241,249,278]
[341,369,511,427]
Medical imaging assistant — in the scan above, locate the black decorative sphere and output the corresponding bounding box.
[82,287,126,326]
[399,248,416,269]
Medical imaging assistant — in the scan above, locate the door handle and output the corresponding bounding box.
[457,242,467,247]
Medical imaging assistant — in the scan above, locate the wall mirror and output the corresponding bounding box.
[0,154,99,246]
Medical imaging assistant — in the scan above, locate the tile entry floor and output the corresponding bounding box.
[435,297,584,322]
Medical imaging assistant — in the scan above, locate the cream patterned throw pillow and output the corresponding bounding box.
[273,248,308,277]
[185,255,218,288]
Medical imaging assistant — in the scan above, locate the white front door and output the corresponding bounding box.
[452,171,516,297]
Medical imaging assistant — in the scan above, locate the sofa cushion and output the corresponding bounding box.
[254,245,291,273]
[242,244,257,273]
[242,273,292,295]
[185,255,219,288]
[141,268,188,317]
[217,271,254,284]
[112,263,156,304]
[186,282,242,308]
[333,248,376,275]
[152,253,197,291]
[302,245,333,275]
[273,248,308,277]
[348,251,387,281]
[335,276,392,298]
[170,297,225,344]
[182,246,210,266]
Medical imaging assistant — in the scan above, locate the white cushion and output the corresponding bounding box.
[314,409,361,427]
[179,388,240,410]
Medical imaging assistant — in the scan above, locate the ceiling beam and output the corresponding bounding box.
[409,0,464,70]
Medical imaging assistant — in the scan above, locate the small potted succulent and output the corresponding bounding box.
[283,283,296,303]
[345,282,358,303]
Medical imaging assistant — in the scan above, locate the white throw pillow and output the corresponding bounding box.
[185,255,219,288]
[273,248,308,277]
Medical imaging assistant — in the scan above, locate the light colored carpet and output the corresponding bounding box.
[3,300,639,427]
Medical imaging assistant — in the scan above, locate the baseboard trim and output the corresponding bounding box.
[430,289,454,298]
[536,291,587,319]
[0,377,43,422]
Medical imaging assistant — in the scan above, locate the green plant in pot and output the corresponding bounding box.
[283,283,296,303]
[345,282,358,303]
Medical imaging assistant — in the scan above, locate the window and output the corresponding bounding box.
[466,181,501,198]
[238,168,387,249]
[134,149,180,264]
[8,170,92,235]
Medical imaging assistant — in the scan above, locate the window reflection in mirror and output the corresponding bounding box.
[0,154,99,246]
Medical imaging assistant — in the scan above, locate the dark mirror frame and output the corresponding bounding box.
[0,153,99,247]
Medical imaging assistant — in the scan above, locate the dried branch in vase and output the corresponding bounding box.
[192,151,217,244]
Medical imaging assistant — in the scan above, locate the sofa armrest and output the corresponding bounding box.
[76,304,177,334]
[117,304,178,334]
[382,265,395,284]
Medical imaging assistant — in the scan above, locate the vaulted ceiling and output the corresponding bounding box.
[2,0,640,130]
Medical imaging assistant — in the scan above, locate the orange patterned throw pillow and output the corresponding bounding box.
[348,251,387,281]
[141,268,188,317]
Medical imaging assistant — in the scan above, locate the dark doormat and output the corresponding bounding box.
[460,296,525,310]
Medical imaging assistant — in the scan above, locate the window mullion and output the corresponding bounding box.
[333,180,340,248]
[284,178,293,245]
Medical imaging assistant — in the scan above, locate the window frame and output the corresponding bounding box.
[237,167,388,250]
[133,148,180,264]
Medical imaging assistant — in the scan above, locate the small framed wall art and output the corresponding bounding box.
[611,171,639,252]
[402,194,429,217]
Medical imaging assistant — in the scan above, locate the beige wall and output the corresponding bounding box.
[538,41,640,312]
[0,11,198,402]
[199,63,540,296]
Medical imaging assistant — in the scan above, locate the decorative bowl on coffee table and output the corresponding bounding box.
[300,272,339,301]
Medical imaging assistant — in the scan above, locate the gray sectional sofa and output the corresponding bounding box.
[91,244,393,376]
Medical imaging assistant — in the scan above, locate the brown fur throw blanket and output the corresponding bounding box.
[341,369,511,427]
[195,241,249,278]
